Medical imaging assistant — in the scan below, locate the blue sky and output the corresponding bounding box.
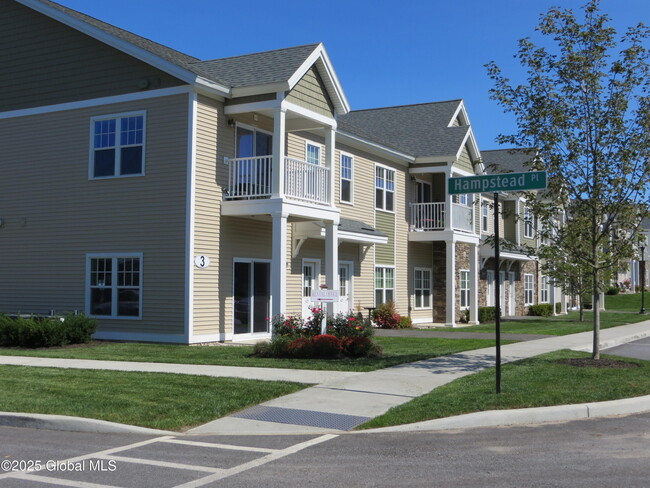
[54,0,648,151]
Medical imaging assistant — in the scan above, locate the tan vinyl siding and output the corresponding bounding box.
[334,143,377,224]
[374,212,395,265]
[0,94,189,335]
[454,144,474,173]
[192,96,223,336]
[285,66,334,118]
[1,1,185,112]
[394,164,408,316]
[409,242,433,322]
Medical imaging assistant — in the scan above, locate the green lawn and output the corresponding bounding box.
[358,349,650,430]
[0,337,506,372]
[434,311,648,336]
[0,365,304,431]
[605,292,648,312]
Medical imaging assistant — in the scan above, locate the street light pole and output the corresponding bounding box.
[640,245,646,315]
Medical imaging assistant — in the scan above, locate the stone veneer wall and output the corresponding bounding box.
[479,258,539,317]
[431,242,446,322]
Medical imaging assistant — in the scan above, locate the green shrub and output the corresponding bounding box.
[271,314,303,338]
[398,316,413,329]
[555,302,562,314]
[372,302,401,329]
[606,286,620,295]
[310,334,342,358]
[528,304,553,317]
[0,314,96,348]
[251,340,272,358]
[478,307,496,323]
[326,312,373,338]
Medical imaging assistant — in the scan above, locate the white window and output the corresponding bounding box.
[88,254,142,318]
[306,142,321,165]
[375,267,395,305]
[375,165,395,211]
[460,270,470,309]
[414,268,431,309]
[458,193,470,206]
[524,273,535,305]
[340,153,353,203]
[482,201,489,232]
[91,112,145,179]
[541,275,550,303]
[524,206,534,238]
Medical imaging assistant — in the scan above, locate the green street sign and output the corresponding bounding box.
[448,171,547,195]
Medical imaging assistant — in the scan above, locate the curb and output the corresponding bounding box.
[0,412,174,435]
[363,394,650,433]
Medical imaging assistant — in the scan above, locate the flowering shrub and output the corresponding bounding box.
[303,307,325,336]
[271,314,303,337]
[341,336,371,358]
[310,334,342,358]
[372,302,401,329]
[326,312,373,338]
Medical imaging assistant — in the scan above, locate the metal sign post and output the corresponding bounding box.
[448,171,547,394]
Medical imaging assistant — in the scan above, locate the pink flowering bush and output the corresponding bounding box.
[372,302,401,329]
[326,312,373,338]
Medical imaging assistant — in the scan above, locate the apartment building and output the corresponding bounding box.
[0,0,553,344]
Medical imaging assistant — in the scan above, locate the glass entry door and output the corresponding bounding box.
[233,260,270,335]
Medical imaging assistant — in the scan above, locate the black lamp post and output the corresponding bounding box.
[640,245,646,315]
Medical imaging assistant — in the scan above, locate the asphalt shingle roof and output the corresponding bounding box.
[338,101,469,158]
[481,148,538,174]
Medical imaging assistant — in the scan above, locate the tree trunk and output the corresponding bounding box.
[579,302,584,322]
[592,270,600,360]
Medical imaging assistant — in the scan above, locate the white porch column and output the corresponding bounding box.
[445,168,453,231]
[469,243,479,325]
[324,220,339,332]
[271,212,288,318]
[446,239,456,326]
[325,126,336,207]
[271,106,286,199]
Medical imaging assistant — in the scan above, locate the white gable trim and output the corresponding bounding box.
[18,0,230,98]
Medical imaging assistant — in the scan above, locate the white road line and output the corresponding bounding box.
[160,438,278,453]
[172,434,339,488]
[102,454,224,473]
[10,472,118,488]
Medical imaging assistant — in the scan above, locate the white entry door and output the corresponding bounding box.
[302,259,320,319]
[499,271,506,315]
[508,271,516,316]
[337,262,353,315]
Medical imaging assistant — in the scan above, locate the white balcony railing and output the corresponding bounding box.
[224,155,330,205]
[224,155,272,199]
[410,202,474,233]
[452,203,473,232]
[410,202,445,231]
[284,157,330,205]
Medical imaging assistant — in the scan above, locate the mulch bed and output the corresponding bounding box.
[556,358,641,369]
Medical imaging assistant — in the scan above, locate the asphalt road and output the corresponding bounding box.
[2,412,649,487]
[603,336,650,360]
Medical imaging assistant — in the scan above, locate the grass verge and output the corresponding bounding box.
[0,337,508,372]
[435,311,648,335]
[0,365,305,431]
[357,349,650,430]
[605,292,647,312]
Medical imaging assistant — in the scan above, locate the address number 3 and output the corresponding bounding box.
[194,255,211,269]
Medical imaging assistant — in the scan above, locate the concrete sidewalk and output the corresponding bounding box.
[1,320,649,435]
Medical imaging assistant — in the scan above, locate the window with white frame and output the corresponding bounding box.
[375,267,395,305]
[487,270,494,306]
[482,201,489,232]
[460,270,471,309]
[458,193,470,206]
[306,142,321,165]
[375,166,395,211]
[414,268,431,309]
[91,113,145,178]
[340,153,353,203]
[524,273,535,305]
[541,275,550,303]
[524,206,534,238]
[88,254,142,318]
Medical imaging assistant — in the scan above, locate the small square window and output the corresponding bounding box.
[91,113,145,179]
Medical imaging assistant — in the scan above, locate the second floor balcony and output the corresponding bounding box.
[410,202,473,234]
[224,155,331,206]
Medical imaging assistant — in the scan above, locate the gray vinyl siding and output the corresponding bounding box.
[454,144,474,173]
[1,1,185,112]
[285,66,334,118]
[503,200,518,243]
[0,94,189,335]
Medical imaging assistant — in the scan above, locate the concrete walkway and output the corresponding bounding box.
[1,320,649,435]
